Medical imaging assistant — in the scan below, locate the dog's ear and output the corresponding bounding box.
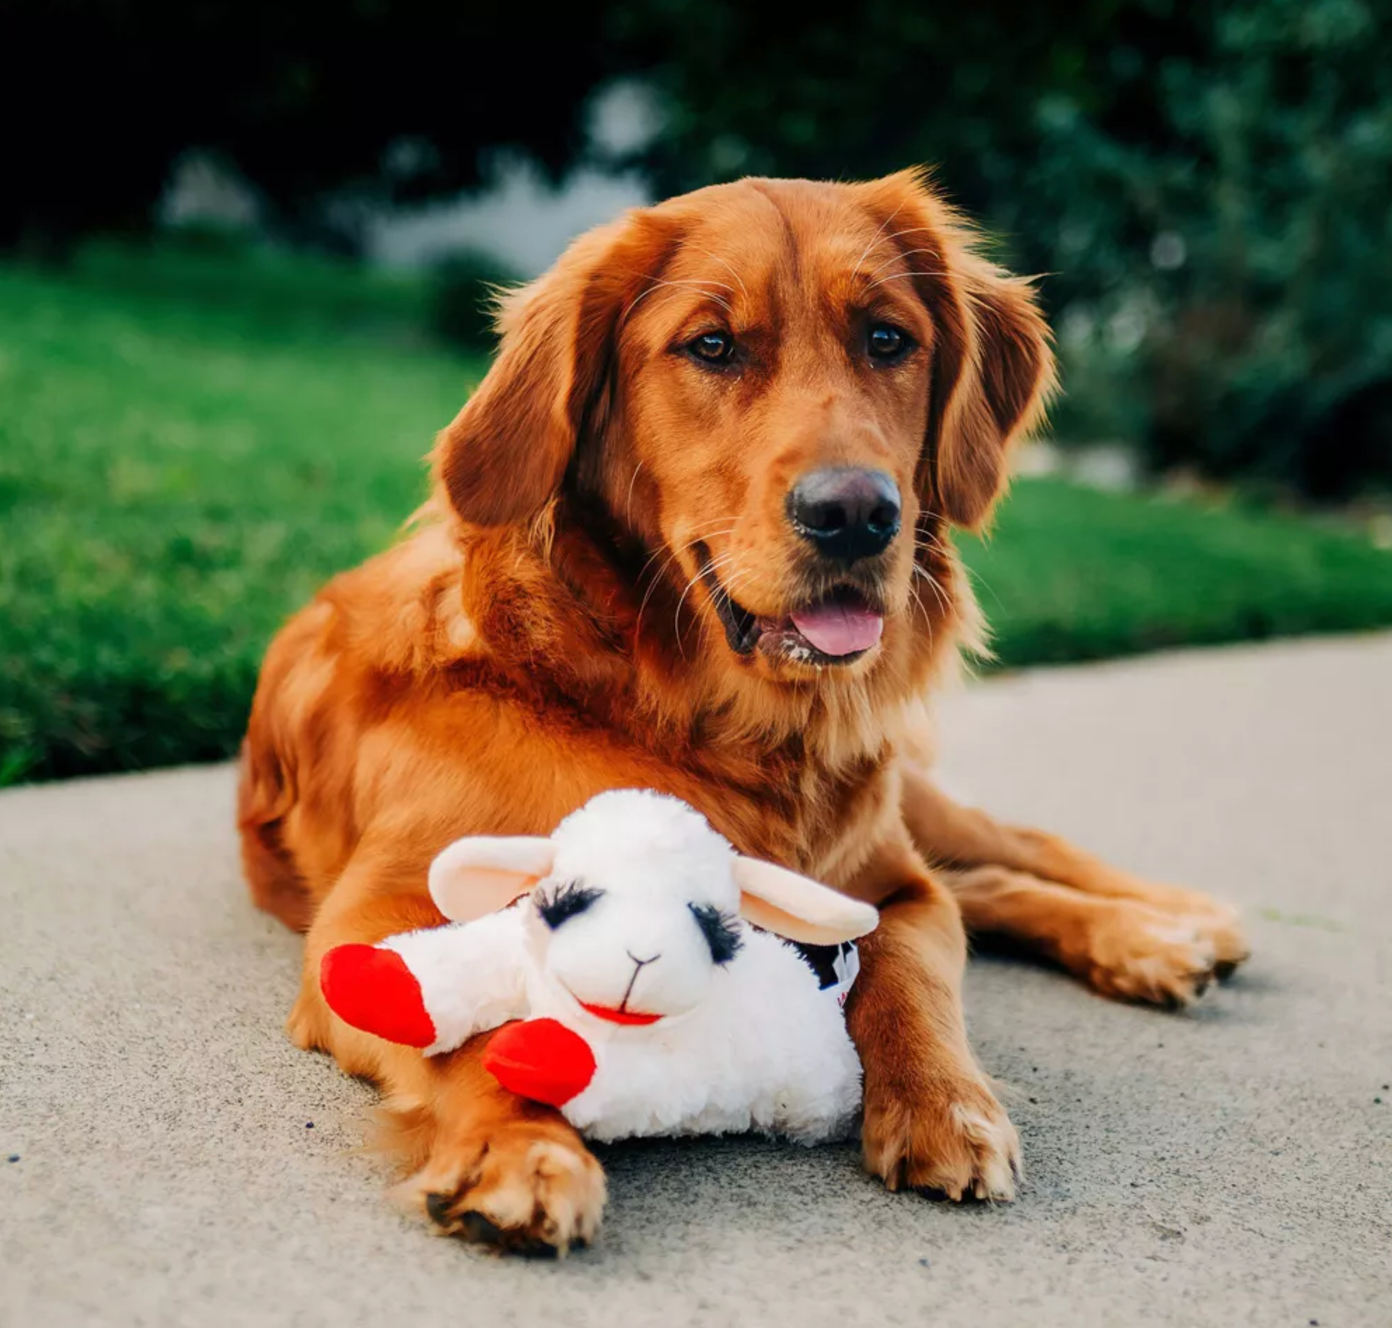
[929,250,1056,530]
[861,171,1056,531]
[434,210,680,528]
[427,836,556,922]
[732,856,879,947]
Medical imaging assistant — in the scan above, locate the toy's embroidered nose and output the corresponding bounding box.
[620,950,659,1009]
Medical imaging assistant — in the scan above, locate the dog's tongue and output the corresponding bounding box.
[789,600,884,657]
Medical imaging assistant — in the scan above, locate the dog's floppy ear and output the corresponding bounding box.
[732,856,879,947]
[434,210,680,528]
[427,836,557,922]
[930,249,1056,529]
[861,171,1056,531]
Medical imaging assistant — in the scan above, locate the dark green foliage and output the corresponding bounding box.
[427,251,521,352]
[1132,1,1392,499]
[0,1,611,252]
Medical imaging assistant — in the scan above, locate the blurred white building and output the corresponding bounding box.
[367,82,656,276]
[159,82,657,278]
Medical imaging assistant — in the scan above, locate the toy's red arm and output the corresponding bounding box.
[320,944,437,1047]
[319,911,529,1055]
[482,1019,596,1107]
[320,947,595,1107]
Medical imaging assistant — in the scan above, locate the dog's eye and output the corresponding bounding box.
[689,903,743,965]
[687,331,736,365]
[867,323,910,360]
[536,882,602,929]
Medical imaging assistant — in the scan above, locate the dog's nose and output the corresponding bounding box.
[786,468,902,563]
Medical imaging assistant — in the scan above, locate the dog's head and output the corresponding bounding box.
[436,170,1053,685]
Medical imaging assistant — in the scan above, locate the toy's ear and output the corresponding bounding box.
[428,836,557,922]
[732,857,880,946]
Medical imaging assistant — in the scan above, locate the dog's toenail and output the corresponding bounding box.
[517,1237,561,1260]
[425,1192,455,1226]
[460,1210,504,1243]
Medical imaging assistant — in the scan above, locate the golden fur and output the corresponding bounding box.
[239,170,1248,1250]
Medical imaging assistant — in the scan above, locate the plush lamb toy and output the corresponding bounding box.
[320,790,878,1144]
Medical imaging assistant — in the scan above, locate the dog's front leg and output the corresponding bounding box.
[843,835,1020,1201]
[287,838,606,1253]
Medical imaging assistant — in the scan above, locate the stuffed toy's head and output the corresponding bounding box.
[428,789,877,1025]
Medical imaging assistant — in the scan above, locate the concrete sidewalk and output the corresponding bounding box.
[3,635,1390,1328]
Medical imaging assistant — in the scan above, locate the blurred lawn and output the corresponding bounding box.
[4,247,1392,785]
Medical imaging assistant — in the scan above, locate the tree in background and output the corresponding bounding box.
[0,0,609,253]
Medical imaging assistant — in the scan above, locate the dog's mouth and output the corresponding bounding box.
[696,546,886,666]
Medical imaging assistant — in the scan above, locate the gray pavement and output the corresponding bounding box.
[3,634,1390,1328]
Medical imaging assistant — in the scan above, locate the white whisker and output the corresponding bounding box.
[634,525,740,641]
[867,270,946,291]
[674,552,741,657]
[852,224,940,281]
[865,246,942,282]
[912,562,952,617]
[686,247,749,303]
[850,199,910,280]
[624,461,645,525]
[623,278,733,326]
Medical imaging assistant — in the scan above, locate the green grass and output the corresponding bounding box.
[958,483,1392,669]
[0,247,481,784]
[4,245,1392,786]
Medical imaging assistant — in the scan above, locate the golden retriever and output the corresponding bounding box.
[238,169,1249,1253]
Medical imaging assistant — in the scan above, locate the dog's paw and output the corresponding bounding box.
[1120,886,1250,981]
[285,989,330,1052]
[396,1119,606,1256]
[862,1065,1020,1202]
[1081,904,1226,1008]
[1188,904,1250,981]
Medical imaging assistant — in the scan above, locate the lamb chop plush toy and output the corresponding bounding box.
[320,790,878,1144]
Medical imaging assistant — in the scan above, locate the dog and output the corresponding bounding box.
[238,168,1249,1252]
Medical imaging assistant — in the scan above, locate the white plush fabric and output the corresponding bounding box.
[377,791,870,1144]
[380,912,527,1058]
[550,927,862,1144]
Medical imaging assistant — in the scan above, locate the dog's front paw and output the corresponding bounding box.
[396,1117,606,1256]
[862,1063,1020,1202]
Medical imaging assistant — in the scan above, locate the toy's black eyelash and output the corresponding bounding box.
[536,882,602,929]
[689,903,743,965]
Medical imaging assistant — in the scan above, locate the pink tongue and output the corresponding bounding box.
[788,601,885,657]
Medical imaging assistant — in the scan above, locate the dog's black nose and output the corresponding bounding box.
[786,468,901,562]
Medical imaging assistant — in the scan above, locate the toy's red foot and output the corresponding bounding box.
[484,1019,596,1107]
[320,944,437,1048]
